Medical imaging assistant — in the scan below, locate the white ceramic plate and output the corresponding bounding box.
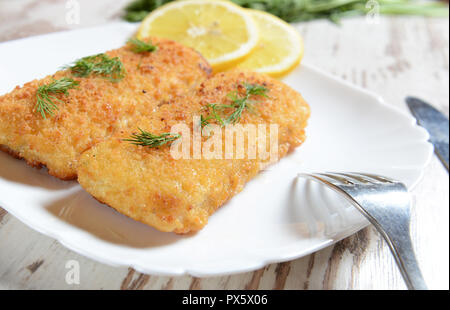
[0,22,433,276]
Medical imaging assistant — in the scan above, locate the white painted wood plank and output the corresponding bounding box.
[0,0,448,289]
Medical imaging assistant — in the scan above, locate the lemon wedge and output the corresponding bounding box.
[136,0,259,72]
[236,9,304,77]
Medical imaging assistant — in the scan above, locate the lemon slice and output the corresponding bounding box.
[236,9,304,77]
[137,0,259,71]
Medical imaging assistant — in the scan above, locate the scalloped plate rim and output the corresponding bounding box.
[0,23,434,277]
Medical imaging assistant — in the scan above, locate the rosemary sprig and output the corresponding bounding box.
[65,53,126,82]
[128,38,158,53]
[124,128,181,148]
[35,77,80,118]
[201,83,269,127]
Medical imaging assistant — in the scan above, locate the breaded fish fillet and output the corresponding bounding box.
[77,70,310,233]
[0,37,211,179]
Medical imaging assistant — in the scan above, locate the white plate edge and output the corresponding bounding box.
[0,24,435,276]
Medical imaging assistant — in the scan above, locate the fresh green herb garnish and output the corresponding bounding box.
[65,53,126,82]
[35,77,80,118]
[201,83,268,127]
[200,114,211,128]
[123,0,448,24]
[124,128,181,148]
[128,38,158,53]
[124,0,173,22]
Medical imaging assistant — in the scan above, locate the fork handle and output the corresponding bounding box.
[299,173,428,289]
[371,221,428,290]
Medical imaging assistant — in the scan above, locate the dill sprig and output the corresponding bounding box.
[35,77,80,118]
[201,83,269,127]
[65,53,126,82]
[128,38,158,53]
[124,128,181,148]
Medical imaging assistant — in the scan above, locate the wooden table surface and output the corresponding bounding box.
[0,0,448,290]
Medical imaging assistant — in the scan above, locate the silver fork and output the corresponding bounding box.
[298,172,427,290]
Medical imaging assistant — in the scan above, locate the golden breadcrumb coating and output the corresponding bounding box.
[77,70,310,233]
[0,37,211,179]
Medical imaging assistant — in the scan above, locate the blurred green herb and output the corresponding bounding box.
[128,38,158,53]
[123,0,448,24]
[124,0,173,22]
